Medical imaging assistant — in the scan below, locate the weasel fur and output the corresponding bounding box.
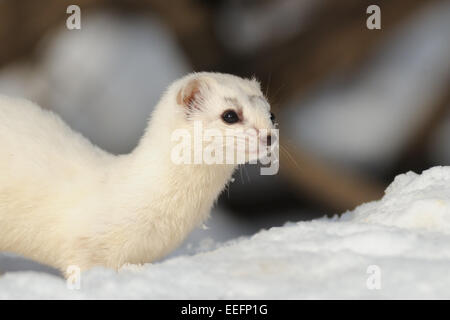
[0,72,274,275]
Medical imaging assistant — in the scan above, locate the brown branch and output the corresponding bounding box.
[391,81,450,173]
[237,0,443,110]
[279,138,385,212]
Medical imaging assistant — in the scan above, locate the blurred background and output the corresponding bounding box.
[0,0,449,274]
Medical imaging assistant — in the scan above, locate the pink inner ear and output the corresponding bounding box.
[177,79,201,110]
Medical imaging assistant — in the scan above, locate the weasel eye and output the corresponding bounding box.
[270,112,276,124]
[222,110,240,124]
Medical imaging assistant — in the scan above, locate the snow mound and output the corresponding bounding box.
[343,166,450,233]
[1,166,450,299]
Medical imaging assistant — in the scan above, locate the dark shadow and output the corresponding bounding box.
[0,253,62,278]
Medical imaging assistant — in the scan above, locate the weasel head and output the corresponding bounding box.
[170,72,277,164]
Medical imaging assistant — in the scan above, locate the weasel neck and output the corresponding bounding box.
[108,104,237,228]
[98,112,236,264]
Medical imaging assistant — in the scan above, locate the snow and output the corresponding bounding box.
[1,166,450,299]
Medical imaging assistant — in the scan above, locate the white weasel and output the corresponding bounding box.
[0,72,274,276]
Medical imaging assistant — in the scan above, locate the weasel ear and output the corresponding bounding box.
[176,77,210,110]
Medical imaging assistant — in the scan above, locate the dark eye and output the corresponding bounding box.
[222,110,240,124]
[270,112,276,124]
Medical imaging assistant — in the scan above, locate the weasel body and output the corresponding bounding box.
[0,72,274,275]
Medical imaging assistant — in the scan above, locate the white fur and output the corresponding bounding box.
[0,72,273,275]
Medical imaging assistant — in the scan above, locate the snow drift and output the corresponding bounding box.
[1,166,450,299]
